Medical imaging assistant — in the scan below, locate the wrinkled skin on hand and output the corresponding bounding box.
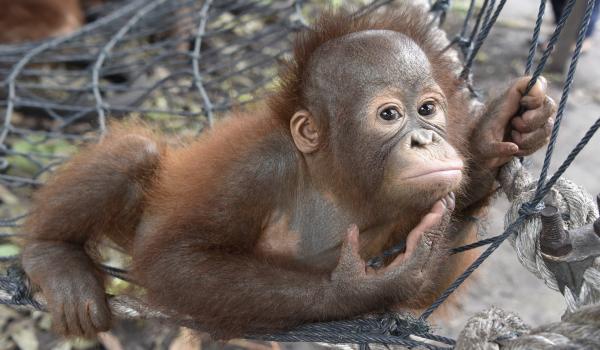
[332,194,456,303]
[472,76,557,171]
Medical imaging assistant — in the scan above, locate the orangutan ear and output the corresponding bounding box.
[290,110,320,154]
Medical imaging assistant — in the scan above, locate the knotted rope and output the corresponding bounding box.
[500,158,600,310]
[449,159,600,349]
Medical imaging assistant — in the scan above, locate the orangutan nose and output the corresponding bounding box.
[409,129,438,148]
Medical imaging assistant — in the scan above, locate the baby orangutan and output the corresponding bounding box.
[21,4,556,339]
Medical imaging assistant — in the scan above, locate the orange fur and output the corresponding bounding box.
[0,0,85,44]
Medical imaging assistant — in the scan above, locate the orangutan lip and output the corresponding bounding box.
[402,164,463,180]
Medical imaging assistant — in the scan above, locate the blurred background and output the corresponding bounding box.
[0,0,599,348]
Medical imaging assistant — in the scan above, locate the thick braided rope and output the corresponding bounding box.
[499,158,600,310]
[455,304,600,349]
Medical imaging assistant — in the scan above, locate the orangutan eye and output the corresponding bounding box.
[418,102,436,116]
[379,106,402,121]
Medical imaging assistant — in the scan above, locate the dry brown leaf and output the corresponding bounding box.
[168,328,201,350]
[10,324,38,350]
[98,332,124,350]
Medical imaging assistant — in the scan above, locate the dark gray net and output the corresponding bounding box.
[0,0,311,227]
[2,0,598,347]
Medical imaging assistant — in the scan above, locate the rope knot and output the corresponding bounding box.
[518,201,545,216]
[455,307,530,349]
[386,313,429,338]
[500,158,600,306]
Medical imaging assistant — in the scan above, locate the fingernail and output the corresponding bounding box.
[447,193,455,210]
[539,76,547,89]
[448,198,455,210]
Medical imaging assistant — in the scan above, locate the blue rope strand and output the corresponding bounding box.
[532,0,596,195]
[525,0,547,75]
[461,0,508,79]
[524,0,577,93]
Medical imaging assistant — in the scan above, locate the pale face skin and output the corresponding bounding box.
[267,30,463,268]
[307,30,463,207]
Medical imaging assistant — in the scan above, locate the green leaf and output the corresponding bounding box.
[0,244,20,257]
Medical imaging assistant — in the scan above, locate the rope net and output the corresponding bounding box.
[0,0,599,349]
[0,0,302,200]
